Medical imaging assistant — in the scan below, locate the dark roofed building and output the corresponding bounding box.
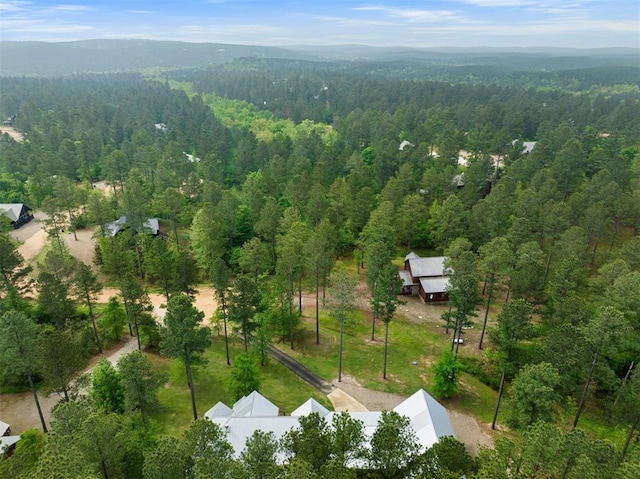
[104,216,160,237]
[0,203,33,229]
[401,252,450,302]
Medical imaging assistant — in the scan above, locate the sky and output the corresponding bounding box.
[0,1,638,49]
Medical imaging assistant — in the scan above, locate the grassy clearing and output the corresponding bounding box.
[147,335,332,438]
[278,297,498,423]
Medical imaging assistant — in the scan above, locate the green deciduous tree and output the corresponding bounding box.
[183,419,235,479]
[369,410,420,479]
[229,352,261,402]
[240,430,279,479]
[282,412,332,472]
[432,350,462,399]
[117,350,167,430]
[160,293,211,420]
[330,411,366,467]
[506,362,560,429]
[90,358,125,414]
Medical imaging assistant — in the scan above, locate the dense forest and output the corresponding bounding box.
[1,49,640,478]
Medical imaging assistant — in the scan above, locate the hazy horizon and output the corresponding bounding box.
[0,1,638,49]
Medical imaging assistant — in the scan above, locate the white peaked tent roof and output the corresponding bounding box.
[394,389,455,450]
[205,389,454,461]
[0,435,19,454]
[0,204,24,222]
[0,420,10,436]
[291,398,330,417]
[205,401,233,419]
[233,391,280,417]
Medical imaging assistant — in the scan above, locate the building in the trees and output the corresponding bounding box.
[2,115,16,127]
[0,203,34,229]
[204,389,454,464]
[0,420,20,456]
[104,215,160,237]
[399,252,450,302]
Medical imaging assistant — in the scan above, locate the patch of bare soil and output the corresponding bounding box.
[0,125,24,142]
[91,180,112,197]
[0,336,138,435]
[448,410,495,455]
[97,286,219,326]
[63,226,99,267]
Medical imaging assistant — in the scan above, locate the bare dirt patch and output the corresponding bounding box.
[0,125,24,142]
[0,336,138,435]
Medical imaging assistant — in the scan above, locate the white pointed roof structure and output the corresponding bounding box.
[393,389,455,451]
[205,389,454,462]
[204,401,233,419]
[291,398,330,417]
[232,391,279,417]
[0,420,10,436]
[0,435,19,454]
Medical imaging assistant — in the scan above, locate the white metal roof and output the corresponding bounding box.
[399,270,416,287]
[408,256,447,278]
[0,204,24,222]
[419,277,450,294]
[394,389,455,452]
[404,251,420,262]
[205,389,454,461]
[233,391,280,417]
[0,420,9,436]
[291,398,330,417]
[0,435,19,453]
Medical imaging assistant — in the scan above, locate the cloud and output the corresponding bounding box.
[459,0,534,6]
[47,4,93,13]
[315,15,393,27]
[353,5,467,23]
[0,1,28,13]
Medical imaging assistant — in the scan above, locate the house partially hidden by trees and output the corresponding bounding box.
[399,253,450,302]
[104,215,160,237]
[0,203,33,229]
[0,420,20,456]
[204,389,454,463]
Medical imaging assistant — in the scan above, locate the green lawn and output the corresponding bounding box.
[147,335,332,438]
[276,300,499,423]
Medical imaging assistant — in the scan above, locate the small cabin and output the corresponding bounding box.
[400,252,450,303]
[0,203,34,229]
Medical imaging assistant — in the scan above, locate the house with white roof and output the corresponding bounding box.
[204,389,454,464]
[104,215,160,237]
[0,420,20,456]
[399,252,450,302]
[0,203,33,229]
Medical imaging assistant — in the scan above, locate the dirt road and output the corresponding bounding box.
[0,336,138,434]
